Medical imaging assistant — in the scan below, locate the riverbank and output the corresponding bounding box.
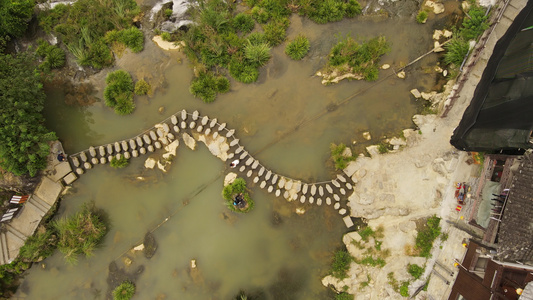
[323,0,528,298]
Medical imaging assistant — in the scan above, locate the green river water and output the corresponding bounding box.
[15,9,450,299]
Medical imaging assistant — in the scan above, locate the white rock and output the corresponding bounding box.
[397,71,406,79]
[182,133,196,150]
[410,89,422,98]
[362,132,372,140]
[224,172,237,186]
[144,158,156,169]
[381,64,390,70]
[296,207,305,215]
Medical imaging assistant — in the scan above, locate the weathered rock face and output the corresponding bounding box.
[144,158,157,169]
[197,134,230,161]
[224,172,237,186]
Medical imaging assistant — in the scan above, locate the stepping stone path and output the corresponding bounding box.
[67,109,355,224]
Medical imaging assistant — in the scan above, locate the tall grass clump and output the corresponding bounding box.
[134,79,151,95]
[331,249,352,279]
[305,0,361,24]
[189,72,230,103]
[113,281,135,300]
[416,10,428,24]
[18,230,56,261]
[110,155,129,168]
[104,70,135,115]
[244,41,271,66]
[444,37,469,67]
[233,13,255,33]
[53,202,107,264]
[460,6,489,40]
[326,35,390,81]
[330,143,356,170]
[285,35,310,60]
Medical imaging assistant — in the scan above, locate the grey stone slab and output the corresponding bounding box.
[334,203,340,210]
[337,174,347,182]
[245,157,254,166]
[181,121,187,129]
[204,128,211,135]
[310,185,317,196]
[150,131,158,141]
[300,195,306,203]
[326,184,333,193]
[218,123,226,131]
[201,116,208,125]
[332,180,340,188]
[143,134,151,144]
[171,115,178,125]
[192,110,199,120]
[163,123,170,133]
[114,142,121,153]
[251,160,259,169]
[50,162,72,182]
[63,172,78,185]
[84,162,92,169]
[210,118,217,127]
[100,157,106,164]
[326,197,332,205]
[132,150,139,157]
[318,186,324,197]
[317,198,322,206]
[253,177,259,183]
[91,157,98,164]
[239,166,246,172]
[174,125,180,133]
[230,139,239,147]
[258,167,265,176]
[76,168,84,175]
[197,125,203,132]
[122,141,129,151]
[136,137,143,147]
[189,121,196,129]
[284,180,292,190]
[334,194,340,201]
[267,186,273,193]
[271,174,278,185]
[343,216,354,228]
[275,190,281,197]
[265,171,272,181]
[181,109,187,120]
[339,208,347,215]
[302,184,308,195]
[309,196,314,204]
[99,146,106,156]
[107,144,113,154]
[260,181,266,188]
[246,170,252,177]
[226,129,235,138]
[35,176,62,207]
[71,156,80,167]
[278,177,286,189]
[240,152,248,160]
[89,146,96,157]
[157,129,164,137]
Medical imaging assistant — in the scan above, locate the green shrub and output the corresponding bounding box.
[378,143,389,154]
[407,264,424,279]
[416,11,428,24]
[335,292,353,300]
[251,6,270,24]
[161,32,171,41]
[113,281,135,300]
[460,6,489,40]
[400,281,409,297]
[233,13,255,33]
[330,143,355,170]
[104,70,135,115]
[118,27,144,53]
[331,249,352,279]
[285,35,310,60]
[53,202,107,264]
[244,41,271,67]
[86,39,114,69]
[134,79,151,95]
[110,155,129,168]
[345,0,362,18]
[164,8,173,18]
[18,230,56,261]
[222,177,254,213]
[262,17,289,46]
[444,37,469,66]
[189,72,230,103]
[415,215,441,257]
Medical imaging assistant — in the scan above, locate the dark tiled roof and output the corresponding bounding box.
[497,151,533,264]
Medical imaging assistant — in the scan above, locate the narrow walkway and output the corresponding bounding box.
[68,109,357,224]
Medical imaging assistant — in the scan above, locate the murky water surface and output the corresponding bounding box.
[20,11,443,299]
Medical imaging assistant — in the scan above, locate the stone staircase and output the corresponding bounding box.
[0,231,9,265]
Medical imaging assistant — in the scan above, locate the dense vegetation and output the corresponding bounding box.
[444,5,489,71]
[222,177,254,213]
[38,0,142,69]
[104,70,135,115]
[179,0,362,102]
[324,35,390,81]
[416,10,428,24]
[414,215,441,257]
[134,79,151,95]
[54,202,108,264]
[113,281,136,300]
[0,51,57,176]
[0,0,34,39]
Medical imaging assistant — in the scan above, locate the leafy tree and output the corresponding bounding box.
[0,0,34,38]
[0,52,57,176]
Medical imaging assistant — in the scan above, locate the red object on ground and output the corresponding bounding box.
[456,205,462,212]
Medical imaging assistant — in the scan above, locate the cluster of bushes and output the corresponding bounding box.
[38,0,142,69]
[104,70,135,115]
[222,177,254,213]
[134,79,151,95]
[36,39,66,71]
[444,5,489,68]
[180,0,362,102]
[0,0,34,39]
[330,143,356,170]
[325,35,390,81]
